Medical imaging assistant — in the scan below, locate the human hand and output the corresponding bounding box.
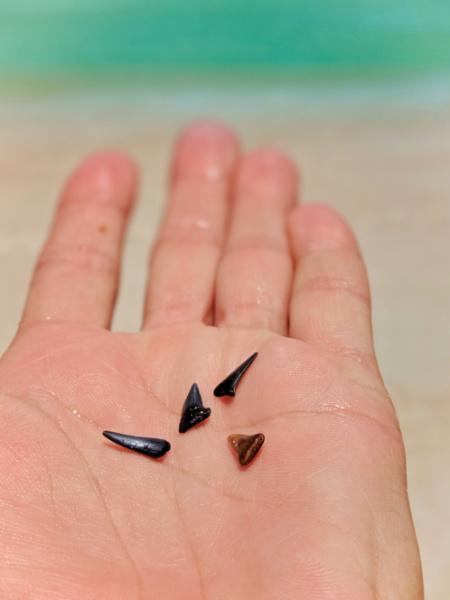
[0,122,423,599]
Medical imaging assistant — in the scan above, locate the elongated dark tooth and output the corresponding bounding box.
[102,431,170,458]
[179,383,211,433]
[213,352,258,397]
[228,433,265,466]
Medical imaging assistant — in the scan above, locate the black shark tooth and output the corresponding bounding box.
[179,383,211,433]
[102,431,170,458]
[213,352,258,397]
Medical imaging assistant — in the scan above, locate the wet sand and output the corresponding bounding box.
[1,81,449,597]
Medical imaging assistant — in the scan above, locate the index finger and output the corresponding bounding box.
[21,152,137,329]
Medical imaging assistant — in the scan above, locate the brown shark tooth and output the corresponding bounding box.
[213,352,258,397]
[228,433,265,466]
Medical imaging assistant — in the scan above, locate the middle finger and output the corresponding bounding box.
[215,149,298,334]
[142,122,239,329]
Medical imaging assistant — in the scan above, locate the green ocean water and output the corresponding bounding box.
[1,0,450,81]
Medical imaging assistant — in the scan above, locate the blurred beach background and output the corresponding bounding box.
[0,1,449,596]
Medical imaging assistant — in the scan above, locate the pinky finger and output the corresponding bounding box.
[288,204,377,369]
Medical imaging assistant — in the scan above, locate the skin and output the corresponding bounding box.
[0,122,423,599]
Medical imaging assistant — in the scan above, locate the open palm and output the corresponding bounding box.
[0,123,422,599]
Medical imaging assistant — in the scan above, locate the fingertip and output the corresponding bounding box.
[63,150,138,212]
[289,203,359,255]
[238,148,299,206]
[70,150,138,181]
[172,120,240,180]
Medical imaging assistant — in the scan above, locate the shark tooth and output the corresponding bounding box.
[102,431,170,458]
[213,352,258,397]
[228,433,265,466]
[179,383,211,433]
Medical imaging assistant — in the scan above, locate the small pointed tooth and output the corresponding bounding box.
[102,431,171,458]
[228,433,265,466]
[214,352,258,397]
[179,383,211,433]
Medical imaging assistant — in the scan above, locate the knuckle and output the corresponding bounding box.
[153,235,221,254]
[328,342,377,372]
[36,243,117,278]
[228,235,287,257]
[297,275,371,309]
[221,296,282,330]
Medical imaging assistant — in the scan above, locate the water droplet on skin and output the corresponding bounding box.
[195,219,210,230]
[205,165,221,180]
